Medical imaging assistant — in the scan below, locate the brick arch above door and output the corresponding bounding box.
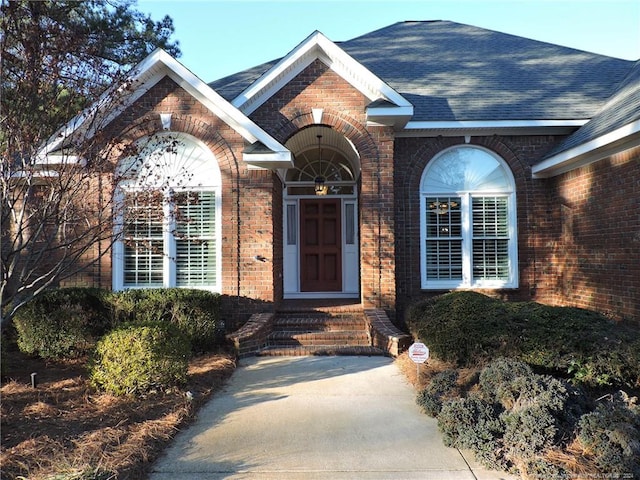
[269,108,380,170]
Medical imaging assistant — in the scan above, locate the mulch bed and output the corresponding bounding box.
[1,349,236,480]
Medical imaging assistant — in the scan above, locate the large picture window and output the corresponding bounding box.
[420,146,517,289]
[113,133,221,291]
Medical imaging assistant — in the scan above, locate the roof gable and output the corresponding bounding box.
[230,31,413,129]
[39,49,292,169]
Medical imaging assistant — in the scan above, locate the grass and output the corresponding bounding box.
[0,348,236,480]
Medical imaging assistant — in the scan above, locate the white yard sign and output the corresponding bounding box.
[408,342,429,364]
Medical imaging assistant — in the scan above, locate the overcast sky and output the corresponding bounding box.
[138,0,640,82]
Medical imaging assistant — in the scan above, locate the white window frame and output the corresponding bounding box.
[112,133,221,292]
[420,146,518,290]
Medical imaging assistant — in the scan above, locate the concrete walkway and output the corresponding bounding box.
[149,356,517,480]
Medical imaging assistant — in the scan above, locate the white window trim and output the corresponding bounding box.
[113,186,222,292]
[420,146,518,290]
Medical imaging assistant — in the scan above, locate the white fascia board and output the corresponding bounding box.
[397,119,588,137]
[34,154,85,166]
[154,56,292,163]
[243,151,294,170]
[532,119,640,178]
[11,170,60,179]
[37,49,290,167]
[233,31,412,117]
[366,105,415,129]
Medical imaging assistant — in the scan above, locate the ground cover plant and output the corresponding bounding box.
[402,292,640,479]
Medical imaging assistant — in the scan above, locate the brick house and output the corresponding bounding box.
[40,21,639,331]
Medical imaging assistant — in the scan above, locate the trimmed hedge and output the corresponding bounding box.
[12,288,112,359]
[12,287,223,359]
[108,288,223,353]
[89,322,191,396]
[406,292,640,388]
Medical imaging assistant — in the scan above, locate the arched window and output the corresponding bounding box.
[420,146,518,289]
[113,133,221,291]
[285,145,355,196]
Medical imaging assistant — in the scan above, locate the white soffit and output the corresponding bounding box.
[232,31,413,121]
[38,49,292,169]
[532,119,640,178]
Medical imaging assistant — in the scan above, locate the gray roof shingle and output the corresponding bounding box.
[210,21,635,123]
[545,59,640,156]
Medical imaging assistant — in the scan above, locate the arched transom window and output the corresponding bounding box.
[285,141,355,196]
[113,133,221,291]
[420,146,518,289]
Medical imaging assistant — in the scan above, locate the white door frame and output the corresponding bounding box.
[283,194,359,299]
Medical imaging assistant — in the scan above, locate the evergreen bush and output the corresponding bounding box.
[437,358,592,476]
[437,395,507,470]
[109,288,222,352]
[406,292,514,366]
[576,391,640,477]
[13,288,112,359]
[405,292,640,389]
[478,357,534,406]
[522,458,570,480]
[416,369,458,417]
[89,322,191,396]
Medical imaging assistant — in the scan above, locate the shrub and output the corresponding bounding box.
[502,405,559,460]
[109,288,222,352]
[436,358,591,475]
[481,360,587,456]
[405,292,640,389]
[406,292,514,366]
[576,391,640,477]
[522,458,570,480]
[89,322,191,396]
[438,395,507,470]
[13,288,112,359]
[416,369,458,417]
[479,357,534,406]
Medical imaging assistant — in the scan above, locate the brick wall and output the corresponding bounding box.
[393,134,562,320]
[535,146,640,322]
[250,59,397,313]
[61,76,283,328]
[394,135,639,324]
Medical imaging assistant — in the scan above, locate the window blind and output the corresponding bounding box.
[425,197,462,280]
[175,191,217,287]
[472,196,509,281]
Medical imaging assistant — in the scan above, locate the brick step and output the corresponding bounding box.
[257,345,385,357]
[267,330,371,347]
[273,314,366,332]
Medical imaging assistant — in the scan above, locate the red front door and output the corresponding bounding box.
[300,199,342,291]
